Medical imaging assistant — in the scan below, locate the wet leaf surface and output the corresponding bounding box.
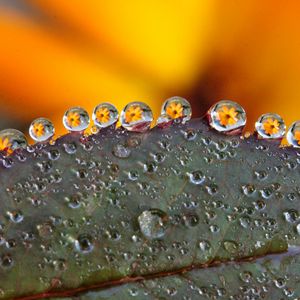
[0,118,300,299]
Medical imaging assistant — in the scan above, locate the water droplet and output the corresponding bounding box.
[287,120,300,147]
[63,107,90,132]
[75,234,94,253]
[138,209,168,239]
[7,210,24,223]
[156,114,173,128]
[92,103,118,128]
[255,113,285,139]
[29,118,55,142]
[283,209,299,223]
[208,100,246,133]
[0,254,13,269]
[120,102,153,132]
[161,96,192,123]
[112,144,131,158]
[187,170,205,185]
[223,240,238,254]
[199,240,211,252]
[0,129,27,155]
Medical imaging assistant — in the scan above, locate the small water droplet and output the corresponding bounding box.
[92,103,118,128]
[255,113,285,139]
[208,100,246,133]
[138,209,168,239]
[120,102,153,132]
[7,210,24,223]
[187,170,205,185]
[29,118,55,142]
[63,107,90,132]
[75,234,94,253]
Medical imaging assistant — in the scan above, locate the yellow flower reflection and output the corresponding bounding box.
[217,106,238,127]
[96,107,110,124]
[166,102,183,119]
[125,105,143,123]
[262,118,280,135]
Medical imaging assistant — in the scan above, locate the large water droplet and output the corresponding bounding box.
[29,118,55,142]
[92,103,118,128]
[208,100,246,133]
[0,129,27,155]
[120,102,153,132]
[287,121,300,147]
[112,144,131,158]
[160,96,192,123]
[63,107,90,132]
[255,113,285,139]
[138,209,168,239]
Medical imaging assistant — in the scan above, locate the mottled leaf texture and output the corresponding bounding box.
[0,118,300,299]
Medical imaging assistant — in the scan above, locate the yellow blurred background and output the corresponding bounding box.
[1,1,300,140]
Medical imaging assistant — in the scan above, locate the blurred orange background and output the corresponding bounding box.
[1,1,300,140]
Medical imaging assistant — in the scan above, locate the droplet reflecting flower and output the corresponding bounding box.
[287,121,300,148]
[161,96,191,123]
[92,103,118,128]
[138,209,168,239]
[120,102,153,132]
[63,107,90,132]
[208,100,246,133]
[0,129,27,155]
[255,113,285,139]
[29,118,55,142]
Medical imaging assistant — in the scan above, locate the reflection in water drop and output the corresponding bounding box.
[138,209,168,239]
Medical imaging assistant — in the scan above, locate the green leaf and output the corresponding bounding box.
[0,118,299,299]
[49,247,300,299]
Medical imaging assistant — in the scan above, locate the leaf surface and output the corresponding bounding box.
[0,118,299,299]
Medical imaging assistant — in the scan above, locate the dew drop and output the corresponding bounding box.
[29,118,55,142]
[63,107,90,132]
[255,113,285,139]
[7,210,24,223]
[138,209,168,239]
[112,144,131,158]
[92,103,118,128]
[223,240,238,254]
[160,96,192,123]
[75,234,94,254]
[0,129,27,155]
[0,254,13,269]
[120,102,153,132]
[287,121,300,147]
[208,100,246,133]
[187,170,205,185]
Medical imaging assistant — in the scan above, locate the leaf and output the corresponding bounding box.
[0,118,300,299]
[48,247,300,299]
